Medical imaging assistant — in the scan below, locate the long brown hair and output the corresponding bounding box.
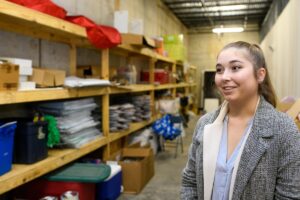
[221,41,277,107]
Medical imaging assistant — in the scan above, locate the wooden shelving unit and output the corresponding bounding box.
[0,1,196,195]
[0,136,108,194]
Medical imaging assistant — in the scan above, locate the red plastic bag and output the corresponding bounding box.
[8,0,48,6]
[87,25,121,49]
[7,0,67,19]
[65,16,95,28]
[66,16,121,49]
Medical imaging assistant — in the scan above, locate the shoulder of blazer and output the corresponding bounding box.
[253,97,299,137]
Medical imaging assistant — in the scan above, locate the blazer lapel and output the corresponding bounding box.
[231,120,274,199]
[203,102,228,200]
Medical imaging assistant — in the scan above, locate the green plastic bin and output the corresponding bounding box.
[46,163,111,183]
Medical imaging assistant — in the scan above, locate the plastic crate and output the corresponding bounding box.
[0,122,17,176]
[96,164,122,200]
[13,119,48,164]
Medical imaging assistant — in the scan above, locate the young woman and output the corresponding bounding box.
[181,41,300,200]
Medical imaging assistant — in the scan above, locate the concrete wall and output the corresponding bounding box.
[52,0,188,43]
[0,0,188,74]
[260,0,300,99]
[188,32,260,108]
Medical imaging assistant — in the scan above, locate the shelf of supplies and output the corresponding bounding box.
[109,84,154,94]
[0,136,108,194]
[113,44,175,64]
[109,120,154,142]
[0,1,89,45]
[0,87,108,105]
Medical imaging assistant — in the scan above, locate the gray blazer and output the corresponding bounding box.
[181,97,300,199]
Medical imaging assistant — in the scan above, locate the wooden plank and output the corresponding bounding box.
[115,0,120,10]
[149,58,156,84]
[102,95,110,137]
[0,89,71,105]
[101,49,109,80]
[75,87,109,97]
[0,87,109,105]
[109,120,154,142]
[69,43,77,76]
[110,84,154,94]
[0,136,108,194]
[0,1,86,38]
[172,63,176,97]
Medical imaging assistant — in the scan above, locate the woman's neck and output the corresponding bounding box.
[227,95,260,119]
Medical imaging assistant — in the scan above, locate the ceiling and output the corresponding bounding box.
[162,0,273,33]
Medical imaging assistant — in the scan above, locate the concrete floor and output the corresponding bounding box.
[118,115,199,200]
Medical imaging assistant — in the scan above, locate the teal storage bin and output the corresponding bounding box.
[0,121,17,176]
[46,163,111,183]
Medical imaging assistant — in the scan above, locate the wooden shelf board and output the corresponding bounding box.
[154,83,176,90]
[156,54,175,63]
[0,136,108,194]
[0,1,88,44]
[110,84,154,94]
[113,44,175,63]
[109,120,153,142]
[74,87,109,97]
[0,87,109,105]
[0,88,71,105]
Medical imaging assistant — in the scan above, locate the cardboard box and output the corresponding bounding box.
[114,10,128,33]
[118,148,154,194]
[30,68,66,87]
[0,57,32,75]
[121,33,156,48]
[0,63,19,91]
[129,19,143,35]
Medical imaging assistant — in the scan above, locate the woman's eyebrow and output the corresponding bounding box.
[216,63,222,68]
[229,60,243,64]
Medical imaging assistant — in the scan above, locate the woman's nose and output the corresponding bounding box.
[221,69,231,81]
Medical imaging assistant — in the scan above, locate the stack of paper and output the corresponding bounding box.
[109,103,135,132]
[37,98,102,148]
[132,95,152,122]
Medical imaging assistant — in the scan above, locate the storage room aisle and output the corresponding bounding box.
[118,114,199,200]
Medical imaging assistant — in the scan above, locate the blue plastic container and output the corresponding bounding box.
[0,121,17,176]
[96,164,122,200]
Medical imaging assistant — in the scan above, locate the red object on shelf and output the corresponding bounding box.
[66,15,121,49]
[8,1,121,49]
[141,69,169,84]
[8,0,67,19]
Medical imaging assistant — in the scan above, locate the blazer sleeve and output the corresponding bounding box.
[181,117,205,200]
[275,121,300,200]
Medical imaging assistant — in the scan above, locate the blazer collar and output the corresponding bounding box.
[231,97,275,199]
[203,101,228,200]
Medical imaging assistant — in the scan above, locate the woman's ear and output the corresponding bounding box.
[257,68,266,83]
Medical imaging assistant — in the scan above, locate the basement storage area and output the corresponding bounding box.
[0,0,299,199]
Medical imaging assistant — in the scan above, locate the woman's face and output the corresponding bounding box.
[215,47,260,103]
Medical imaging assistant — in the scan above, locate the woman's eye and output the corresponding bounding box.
[231,66,241,71]
[216,68,223,73]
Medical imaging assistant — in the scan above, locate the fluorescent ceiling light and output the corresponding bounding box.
[208,4,248,12]
[212,27,244,33]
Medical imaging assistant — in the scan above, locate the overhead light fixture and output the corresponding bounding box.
[212,27,244,34]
